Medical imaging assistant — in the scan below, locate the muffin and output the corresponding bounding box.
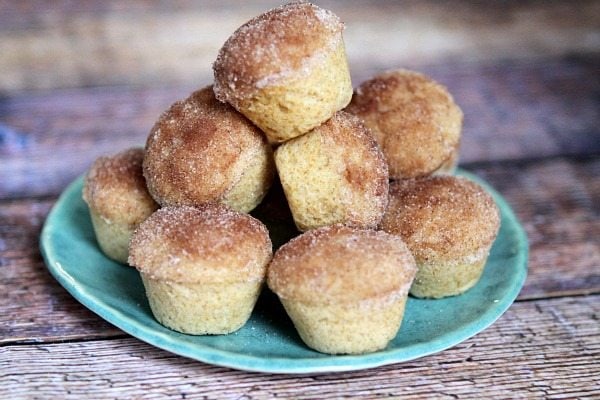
[128,205,272,335]
[380,176,500,298]
[83,148,159,264]
[274,111,389,231]
[267,225,417,354]
[345,69,463,179]
[213,1,352,143]
[143,86,274,213]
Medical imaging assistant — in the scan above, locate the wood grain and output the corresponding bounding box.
[0,1,598,92]
[0,199,122,344]
[1,156,598,345]
[470,156,600,300]
[2,295,599,399]
[2,55,599,199]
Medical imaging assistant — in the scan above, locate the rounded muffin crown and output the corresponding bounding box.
[213,1,344,107]
[129,205,272,284]
[143,86,271,208]
[267,225,416,305]
[381,176,500,264]
[83,148,158,226]
[346,69,463,179]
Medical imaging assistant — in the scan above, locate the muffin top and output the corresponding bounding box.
[380,176,500,264]
[345,69,463,179]
[83,148,158,226]
[267,225,416,305]
[129,204,272,283]
[143,86,268,207]
[213,1,344,106]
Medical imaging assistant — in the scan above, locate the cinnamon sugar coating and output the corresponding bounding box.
[380,176,500,264]
[143,86,274,212]
[213,1,344,106]
[83,148,158,227]
[346,69,463,179]
[267,225,416,305]
[129,204,272,284]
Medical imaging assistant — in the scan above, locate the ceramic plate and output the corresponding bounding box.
[40,170,527,374]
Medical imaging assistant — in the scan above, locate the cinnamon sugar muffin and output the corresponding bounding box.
[274,111,389,231]
[345,69,463,179]
[213,1,352,143]
[267,225,417,354]
[83,148,158,264]
[128,205,272,335]
[143,86,274,213]
[380,176,500,298]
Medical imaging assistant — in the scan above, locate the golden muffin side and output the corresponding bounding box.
[346,69,463,179]
[274,111,389,231]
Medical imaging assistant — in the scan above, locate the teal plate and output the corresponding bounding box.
[40,170,528,374]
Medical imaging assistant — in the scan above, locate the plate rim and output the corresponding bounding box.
[40,170,528,374]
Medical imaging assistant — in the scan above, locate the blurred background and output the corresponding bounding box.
[2,1,598,91]
[1,0,599,198]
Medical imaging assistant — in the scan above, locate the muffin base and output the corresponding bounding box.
[89,210,132,264]
[238,39,352,143]
[280,296,408,355]
[141,274,262,335]
[410,252,490,299]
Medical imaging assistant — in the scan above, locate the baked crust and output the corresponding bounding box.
[213,1,344,107]
[274,111,389,231]
[346,69,463,178]
[83,147,158,227]
[380,176,500,264]
[267,225,416,304]
[129,204,272,284]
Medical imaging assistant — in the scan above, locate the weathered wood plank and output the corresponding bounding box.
[0,199,122,344]
[2,55,599,199]
[2,295,599,399]
[469,156,600,300]
[0,1,598,92]
[0,156,598,344]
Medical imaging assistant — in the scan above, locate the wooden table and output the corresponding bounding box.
[1,1,599,398]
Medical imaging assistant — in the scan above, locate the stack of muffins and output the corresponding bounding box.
[83,2,500,355]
